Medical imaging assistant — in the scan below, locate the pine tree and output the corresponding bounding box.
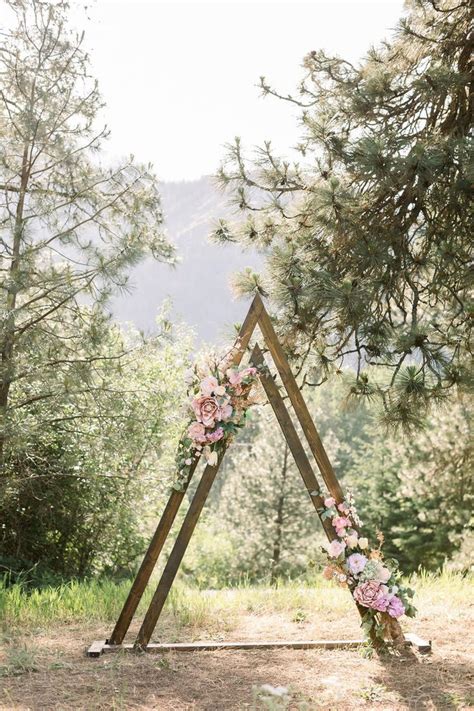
[0,0,175,466]
[217,412,324,583]
[214,0,472,428]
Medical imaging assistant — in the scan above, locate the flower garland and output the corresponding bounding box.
[173,356,263,491]
[320,493,416,643]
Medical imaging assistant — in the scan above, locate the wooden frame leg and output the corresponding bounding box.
[134,453,226,649]
[250,344,335,541]
[108,469,197,646]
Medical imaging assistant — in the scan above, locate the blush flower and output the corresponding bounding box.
[333,516,350,534]
[347,553,368,575]
[188,421,207,443]
[227,368,243,386]
[326,540,346,558]
[200,376,219,396]
[324,497,336,508]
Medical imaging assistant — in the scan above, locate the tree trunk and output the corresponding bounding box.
[0,142,30,469]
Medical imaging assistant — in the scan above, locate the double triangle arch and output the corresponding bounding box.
[87,294,425,657]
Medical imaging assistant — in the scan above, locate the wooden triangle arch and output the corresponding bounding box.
[88,294,430,657]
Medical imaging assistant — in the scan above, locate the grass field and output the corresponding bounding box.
[1,572,473,709]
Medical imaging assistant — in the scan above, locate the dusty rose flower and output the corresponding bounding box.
[324,497,336,508]
[188,421,207,443]
[353,581,389,612]
[193,396,220,426]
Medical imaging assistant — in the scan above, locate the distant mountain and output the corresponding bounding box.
[109,176,263,343]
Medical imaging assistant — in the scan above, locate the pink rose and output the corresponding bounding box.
[324,497,336,508]
[337,502,350,514]
[200,376,219,396]
[188,421,207,443]
[206,427,224,443]
[227,368,243,386]
[353,581,389,612]
[326,540,346,558]
[333,516,350,532]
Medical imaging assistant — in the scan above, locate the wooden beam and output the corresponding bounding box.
[108,473,197,645]
[134,451,226,649]
[87,634,431,657]
[250,344,336,542]
[255,293,344,502]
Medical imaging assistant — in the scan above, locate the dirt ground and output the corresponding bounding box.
[1,608,473,710]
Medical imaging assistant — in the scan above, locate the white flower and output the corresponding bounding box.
[358,537,369,549]
[203,447,218,466]
[346,533,359,548]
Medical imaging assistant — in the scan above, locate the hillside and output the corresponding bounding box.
[110,176,263,343]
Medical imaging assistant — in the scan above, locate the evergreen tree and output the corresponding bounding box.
[217,412,324,583]
[214,0,472,428]
[0,0,175,466]
[346,397,473,571]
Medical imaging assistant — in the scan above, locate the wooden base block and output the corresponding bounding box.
[87,634,431,657]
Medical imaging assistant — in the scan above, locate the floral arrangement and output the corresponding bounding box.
[173,354,262,491]
[320,492,416,643]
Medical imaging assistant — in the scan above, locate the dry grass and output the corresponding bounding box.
[0,574,472,710]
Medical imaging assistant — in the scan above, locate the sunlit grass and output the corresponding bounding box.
[0,570,471,630]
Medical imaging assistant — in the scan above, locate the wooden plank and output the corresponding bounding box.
[89,632,430,656]
[134,451,227,649]
[107,295,262,646]
[404,633,432,654]
[254,293,344,502]
[87,640,106,657]
[99,639,368,653]
[250,344,336,542]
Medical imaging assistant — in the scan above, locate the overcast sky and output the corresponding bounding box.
[78,0,405,182]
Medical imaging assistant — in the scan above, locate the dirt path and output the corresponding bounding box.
[1,611,473,710]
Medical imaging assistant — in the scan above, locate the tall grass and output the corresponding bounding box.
[0,570,471,630]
